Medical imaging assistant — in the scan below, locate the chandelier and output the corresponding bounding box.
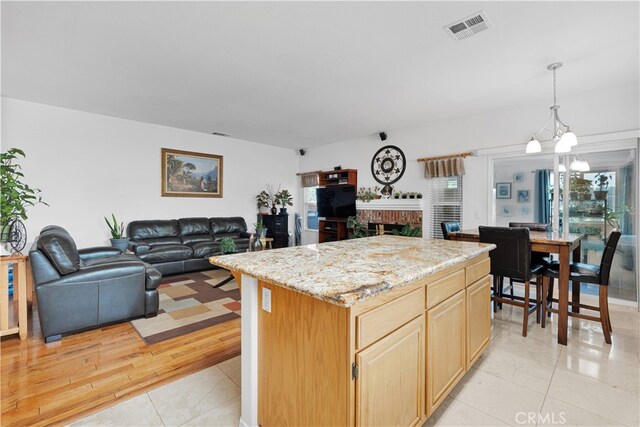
[525,62,577,154]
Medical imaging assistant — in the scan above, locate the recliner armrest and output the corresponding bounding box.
[42,262,146,286]
[129,240,151,254]
[239,232,251,239]
[78,246,122,261]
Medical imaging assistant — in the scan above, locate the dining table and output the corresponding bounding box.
[449,229,583,345]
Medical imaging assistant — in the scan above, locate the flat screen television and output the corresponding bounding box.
[316,185,357,219]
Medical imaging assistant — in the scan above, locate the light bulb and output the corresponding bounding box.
[562,130,578,147]
[555,137,571,153]
[526,137,541,153]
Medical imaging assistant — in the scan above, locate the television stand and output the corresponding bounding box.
[318,218,349,243]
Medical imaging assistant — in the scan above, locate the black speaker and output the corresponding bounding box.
[379,132,387,141]
[298,149,306,156]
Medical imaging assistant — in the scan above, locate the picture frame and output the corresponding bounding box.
[496,182,512,199]
[161,148,223,198]
[501,206,513,217]
[514,172,525,183]
[520,206,530,215]
[517,190,530,203]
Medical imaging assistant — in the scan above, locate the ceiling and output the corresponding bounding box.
[2,1,639,149]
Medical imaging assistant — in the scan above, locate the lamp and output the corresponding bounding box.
[569,157,590,172]
[526,63,577,154]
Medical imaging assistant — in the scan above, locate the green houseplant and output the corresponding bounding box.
[1,148,47,251]
[104,213,129,251]
[254,218,268,238]
[220,237,237,254]
[593,173,611,201]
[347,216,368,239]
[274,189,294,215]
[256,190,271,214]
[392,224,422,237]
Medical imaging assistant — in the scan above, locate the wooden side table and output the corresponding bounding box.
[259,237,274,250]
[1,254,28,340]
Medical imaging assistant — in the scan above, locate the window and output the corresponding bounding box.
[304,187,319,231]
[428,176,463,239]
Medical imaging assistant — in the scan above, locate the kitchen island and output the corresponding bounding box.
[210,235,495,427]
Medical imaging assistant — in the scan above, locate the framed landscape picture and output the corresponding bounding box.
[496,182,511,199]
[161,148,223,198]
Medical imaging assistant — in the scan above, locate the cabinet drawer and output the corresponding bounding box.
[356,287,424,350]
[466,257,490,286]
[426,270,465,309]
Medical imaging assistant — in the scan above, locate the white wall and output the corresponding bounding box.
[1,97,299,247]
[299,82,640,244]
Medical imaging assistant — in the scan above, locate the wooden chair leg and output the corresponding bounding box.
[499,277,504,310]
[541,276,548,328]
[522,280,530,337]
[547,277,554,318]
[535,276,542,324]
[599,285,612,344]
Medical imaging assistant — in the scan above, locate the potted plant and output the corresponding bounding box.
[393,191,401,199]
[373,186,382,199]
[416,192,423,199]
[392,224,422,237]
[570,174,592,201]
[104,213,129,251]
[347,216,368,239]
[401,192,408,199]
[254,218,268,238]
[256,190,271,215]
[1,148,48,253]
[408,192,416,199]
[275,189,293,215]
[356,187,375,203]
[593,173,611,201]
[220,237,237,254]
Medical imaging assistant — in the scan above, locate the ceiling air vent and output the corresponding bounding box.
[444,11,491,41]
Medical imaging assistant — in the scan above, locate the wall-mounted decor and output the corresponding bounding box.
[501,206,513,217]
[371,145,406,196]
[496,182,511,199]
[514,172,525,182]
[520,206,530,215]
[161,148,223,198]
[517,190,530,203]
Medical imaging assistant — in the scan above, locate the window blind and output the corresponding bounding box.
[428,176,463,239]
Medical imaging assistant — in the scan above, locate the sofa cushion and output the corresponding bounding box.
[214,232,243,241]
[179,218,210,236]
[127,220,180,240]
[146,237,183,247]
[82,253,141,267]
[189,241,220,258]
[37,231,80,275]
[136,245,193,264]
[210,217,247,235]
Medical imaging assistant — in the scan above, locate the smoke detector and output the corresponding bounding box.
[444,11,492,41]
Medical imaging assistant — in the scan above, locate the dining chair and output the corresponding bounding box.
[507,222,553,298]
[542,230,621,344]
[440,221,461,240]
[479,226,545,337]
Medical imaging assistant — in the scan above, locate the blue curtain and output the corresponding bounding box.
[535,169,551,224]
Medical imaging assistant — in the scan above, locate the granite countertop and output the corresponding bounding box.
[209,235,495,307]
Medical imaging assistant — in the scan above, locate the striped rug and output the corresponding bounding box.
[131,269,241,345]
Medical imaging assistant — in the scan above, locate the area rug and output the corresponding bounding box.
[131,269,241,345]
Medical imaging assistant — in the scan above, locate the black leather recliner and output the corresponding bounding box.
[29,225,162,343]
[127,217,250,275]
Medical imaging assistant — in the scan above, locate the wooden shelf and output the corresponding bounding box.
[317,169,357,244]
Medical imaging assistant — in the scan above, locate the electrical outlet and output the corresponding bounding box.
[262,287,272,313]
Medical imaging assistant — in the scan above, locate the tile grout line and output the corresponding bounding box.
[535,344,562,427]
[146,392,167,426]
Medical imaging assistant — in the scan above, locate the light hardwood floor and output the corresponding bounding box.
[0,304,240,426]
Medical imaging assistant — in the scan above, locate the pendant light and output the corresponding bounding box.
[526,63,577,154]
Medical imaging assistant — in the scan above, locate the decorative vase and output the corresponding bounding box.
[259,207,270,215]
[594,191,608,201]
[271,206,277,215]
[279,208,288,215]
[110,237,130,252]
[253,237,262,252]
[259,229,268,238]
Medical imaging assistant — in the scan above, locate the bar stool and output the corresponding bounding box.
[479,226,545,337]
[542,230,621,344]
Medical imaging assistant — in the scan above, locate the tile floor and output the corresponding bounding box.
[71,301,639,427]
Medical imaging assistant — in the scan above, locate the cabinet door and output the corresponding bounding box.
[426,290,465,415]
[356,316,424,427]
[466,276,491,368]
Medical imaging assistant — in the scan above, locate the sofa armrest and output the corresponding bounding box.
[129,240,151,254]
[239,232,252,239]
[78,246,122,261]
[44,262,146,286]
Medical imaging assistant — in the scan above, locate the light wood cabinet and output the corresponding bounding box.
[426,289,466,415]
[466,276,491,368]
[356,316,424,427]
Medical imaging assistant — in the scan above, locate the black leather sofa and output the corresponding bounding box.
[29,225,162,343]
[126,217,250,275]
